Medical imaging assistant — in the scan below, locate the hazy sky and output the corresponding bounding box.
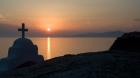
[0,0,140,34]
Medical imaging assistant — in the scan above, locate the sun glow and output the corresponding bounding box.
[47,28,51,32]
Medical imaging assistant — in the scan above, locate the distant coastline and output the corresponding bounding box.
[0,31,124,37]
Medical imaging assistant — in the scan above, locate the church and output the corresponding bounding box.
[0,23,44,72]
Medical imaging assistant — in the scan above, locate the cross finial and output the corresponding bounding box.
[18,23,28,38]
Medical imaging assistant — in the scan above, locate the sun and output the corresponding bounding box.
[47,28,51,32]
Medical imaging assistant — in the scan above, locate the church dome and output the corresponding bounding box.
[13,38,34,47]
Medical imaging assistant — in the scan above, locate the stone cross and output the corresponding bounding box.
[18,23,28,38]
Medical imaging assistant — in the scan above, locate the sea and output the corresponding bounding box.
[0,37,116,60]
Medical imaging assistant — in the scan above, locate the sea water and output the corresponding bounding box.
[0,37,115,59]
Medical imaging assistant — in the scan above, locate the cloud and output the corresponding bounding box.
[0,23,47,37]
[0,23,18,37]
[134,18,140,22]
[0,13,9,23]
[0,14,4,19]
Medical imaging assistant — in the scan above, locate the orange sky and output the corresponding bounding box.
[0,0,140,33]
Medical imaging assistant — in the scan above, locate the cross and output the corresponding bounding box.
[18,23,28,38]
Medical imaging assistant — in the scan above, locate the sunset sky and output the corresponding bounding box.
[0,0,140,36]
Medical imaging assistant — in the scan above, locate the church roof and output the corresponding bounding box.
[13,38,34,47]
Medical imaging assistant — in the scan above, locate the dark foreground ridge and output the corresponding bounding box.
[0,26,140,77]
[2,50,140,78]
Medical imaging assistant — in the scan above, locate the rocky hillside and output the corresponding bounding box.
[1,51,140,78]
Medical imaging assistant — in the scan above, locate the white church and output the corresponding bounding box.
[0,23,44,72]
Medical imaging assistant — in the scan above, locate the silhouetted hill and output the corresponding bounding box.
[70,31,124,37]
[48,31,124,37]
[110,32,140,52]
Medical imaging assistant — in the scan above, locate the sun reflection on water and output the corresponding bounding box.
[47,37,51,59]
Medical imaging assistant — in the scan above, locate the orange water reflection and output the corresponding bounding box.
[31,37,51,60]
[47,37,51,59]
